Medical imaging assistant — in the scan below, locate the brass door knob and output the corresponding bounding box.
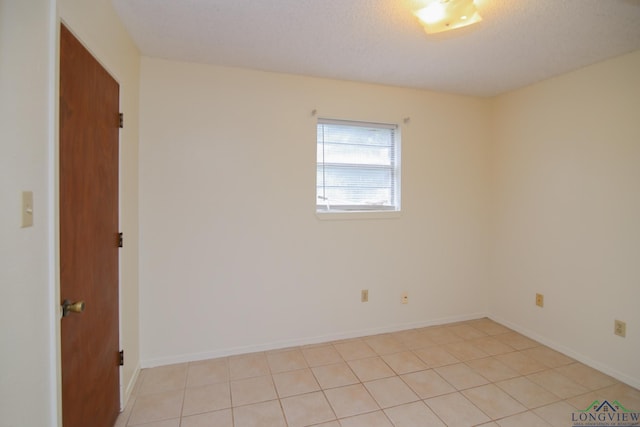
[62,299,85,317]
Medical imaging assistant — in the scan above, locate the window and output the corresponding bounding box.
[316,118,400,213]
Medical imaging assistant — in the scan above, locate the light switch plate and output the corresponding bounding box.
[21,191,33,228]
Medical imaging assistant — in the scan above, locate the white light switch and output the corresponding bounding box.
[21,191,33,228]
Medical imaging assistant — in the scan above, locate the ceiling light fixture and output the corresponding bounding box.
[415,0,482,34]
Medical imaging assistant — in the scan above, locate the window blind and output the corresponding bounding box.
[317,119,400,212]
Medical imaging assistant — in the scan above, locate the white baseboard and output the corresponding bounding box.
[120,363,141,411]
[140,312,488,368]
[489,315,640,390]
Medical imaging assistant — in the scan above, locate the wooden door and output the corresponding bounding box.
[59,24,120,427]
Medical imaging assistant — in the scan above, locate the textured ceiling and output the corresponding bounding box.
[112,0,640,97]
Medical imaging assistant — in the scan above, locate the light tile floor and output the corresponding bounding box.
[115,318,640,427]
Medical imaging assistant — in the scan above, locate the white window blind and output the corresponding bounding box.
[317,118,400,212]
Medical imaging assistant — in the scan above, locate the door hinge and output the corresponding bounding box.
[119,350,124,366]
[118,232,123,248]
[119,112,124,128]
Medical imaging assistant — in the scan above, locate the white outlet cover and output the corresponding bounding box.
[21,191,33,228]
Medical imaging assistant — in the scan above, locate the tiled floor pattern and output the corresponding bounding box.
[115,318,640,426]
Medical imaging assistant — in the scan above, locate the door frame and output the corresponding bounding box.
[54,19,125,423]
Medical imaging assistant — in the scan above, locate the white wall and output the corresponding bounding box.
[58,0,141,406]
[139,58,491,365]
[490,50,640,388]
[0,0,57,426]
[0,1,141,425]
[139,51,640,389]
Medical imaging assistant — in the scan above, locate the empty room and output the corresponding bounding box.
[2,0,639,426]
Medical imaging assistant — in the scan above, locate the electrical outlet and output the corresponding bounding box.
[614,319,626,338]
[361,289,369,303]
[22,191,34,228]
[535,293,544,308]
[401,292,408,304]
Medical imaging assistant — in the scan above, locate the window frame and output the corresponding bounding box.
[316,118,401,215]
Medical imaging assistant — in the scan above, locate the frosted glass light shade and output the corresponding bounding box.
[415,0,482,34]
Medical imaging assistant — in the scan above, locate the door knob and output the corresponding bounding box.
[62,299,85,317]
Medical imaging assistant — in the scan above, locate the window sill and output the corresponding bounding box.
[315,210,401,221]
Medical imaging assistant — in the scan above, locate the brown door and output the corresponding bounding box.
[59,24,120,427]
